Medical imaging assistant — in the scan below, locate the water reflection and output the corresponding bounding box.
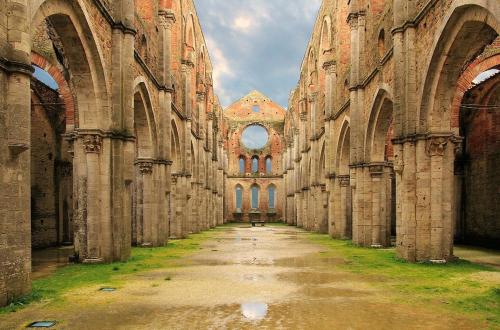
[241,302,268,321]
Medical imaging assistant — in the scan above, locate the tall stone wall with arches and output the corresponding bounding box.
[284,0,499,261]
[0,0,226,306]
[224,91,286,223]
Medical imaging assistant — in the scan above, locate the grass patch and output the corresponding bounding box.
[307,233,500,326]
[0,229,221,315]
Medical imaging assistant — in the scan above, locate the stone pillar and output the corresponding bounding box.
[81,135,103,262]
[348,10,366,248]
[134,160,157,247]
[0,0,32,305]
[158,8,176,244]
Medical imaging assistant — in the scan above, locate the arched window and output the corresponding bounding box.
[268,185,276,209]
[235,185,243,211]
[239,156,246,174]
[378,29,385,59]
[265,156,272,174]
[252,156,259,173]
[251,185,260,209]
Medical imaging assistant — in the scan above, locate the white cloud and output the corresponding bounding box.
[195,0,322,108]
[233,15,252,32]
[205,36,236,107]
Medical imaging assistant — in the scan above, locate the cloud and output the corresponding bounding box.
[195,0,321,108]
[232,15,252,33]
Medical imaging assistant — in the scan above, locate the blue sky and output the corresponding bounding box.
[241,125,269,149]
[195,0,322,109]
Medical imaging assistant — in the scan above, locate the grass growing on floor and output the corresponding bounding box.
[307,233,500,326]
[0,228,225,315]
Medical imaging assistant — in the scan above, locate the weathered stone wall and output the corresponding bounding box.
[0,0,226,306]
[224,91,286,222]
[284,0,499,260]
[458,74,500,248]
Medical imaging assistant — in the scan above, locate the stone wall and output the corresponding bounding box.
[0,0,226,306]
[284,0,500,260]
[224,91,286,222]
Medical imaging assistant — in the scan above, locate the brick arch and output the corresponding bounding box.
[31,52,76,130]
[451,52,500,128]
[418,3,499,133]
[365,88,394,162]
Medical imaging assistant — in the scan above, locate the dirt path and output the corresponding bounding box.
[0,226,481,329]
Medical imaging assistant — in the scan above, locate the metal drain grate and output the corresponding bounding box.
[27,321,56,328]
[99,287,116,292]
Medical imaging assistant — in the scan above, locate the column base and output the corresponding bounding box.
[82,258,104,264]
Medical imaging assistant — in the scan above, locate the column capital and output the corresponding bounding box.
[322,60,336,72]
[426,136,448,157]
[83,135,102,154]
[158,9,176,27]
[135,159,154,174]
[338,175,350,187]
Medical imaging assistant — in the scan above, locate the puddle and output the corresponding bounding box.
[242,274,266,281]
[299,286,372,298]
[274,256,345,268]
[241,302,268,321]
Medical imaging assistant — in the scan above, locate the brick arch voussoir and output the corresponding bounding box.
[31,52,76,130]
[451,52,500,128]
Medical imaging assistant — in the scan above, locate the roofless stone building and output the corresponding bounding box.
[0,0,226,306]
[0,0,498,307]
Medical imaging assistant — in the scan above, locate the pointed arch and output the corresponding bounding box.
[235,184,243,211]
[133,79,158,159]
[171,118,182,173]
[336,117,351,175]
[251,184,260,209]
[365,87,394,162]
[319,141,326,181]
[419,1,499,132]
[267,184,277,209]
[31,0,110,129]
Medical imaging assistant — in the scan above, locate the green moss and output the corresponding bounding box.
[0,229,219,315]
[307,233,500,327]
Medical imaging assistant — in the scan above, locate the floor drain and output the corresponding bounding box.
[27,321,56,328]
[99,287,116,292]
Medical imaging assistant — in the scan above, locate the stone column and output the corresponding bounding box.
[79,134,103,262]
[158,8,176,245]
[0,0,32,306]
[135,160,155,246]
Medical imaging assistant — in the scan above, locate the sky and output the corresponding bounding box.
[194,0,322,109]
[241,124,269,149]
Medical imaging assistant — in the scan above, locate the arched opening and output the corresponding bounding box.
[333,120,352,239]
[239,156,246,174]
[265,156,272,174]
[409,3,499,261]
[267,185,276,209]
[378,29,385,59]
[171,119,181,173]
[364,91,395,247]
[252,156,259,173]
[29,0,111,272]
[30,66,73,253]
[251,184,260,210]
[235,185,243,212]
[456,67,500,249]
[132,82,157,247]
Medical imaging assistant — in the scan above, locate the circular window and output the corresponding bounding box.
[241,125,269,150]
